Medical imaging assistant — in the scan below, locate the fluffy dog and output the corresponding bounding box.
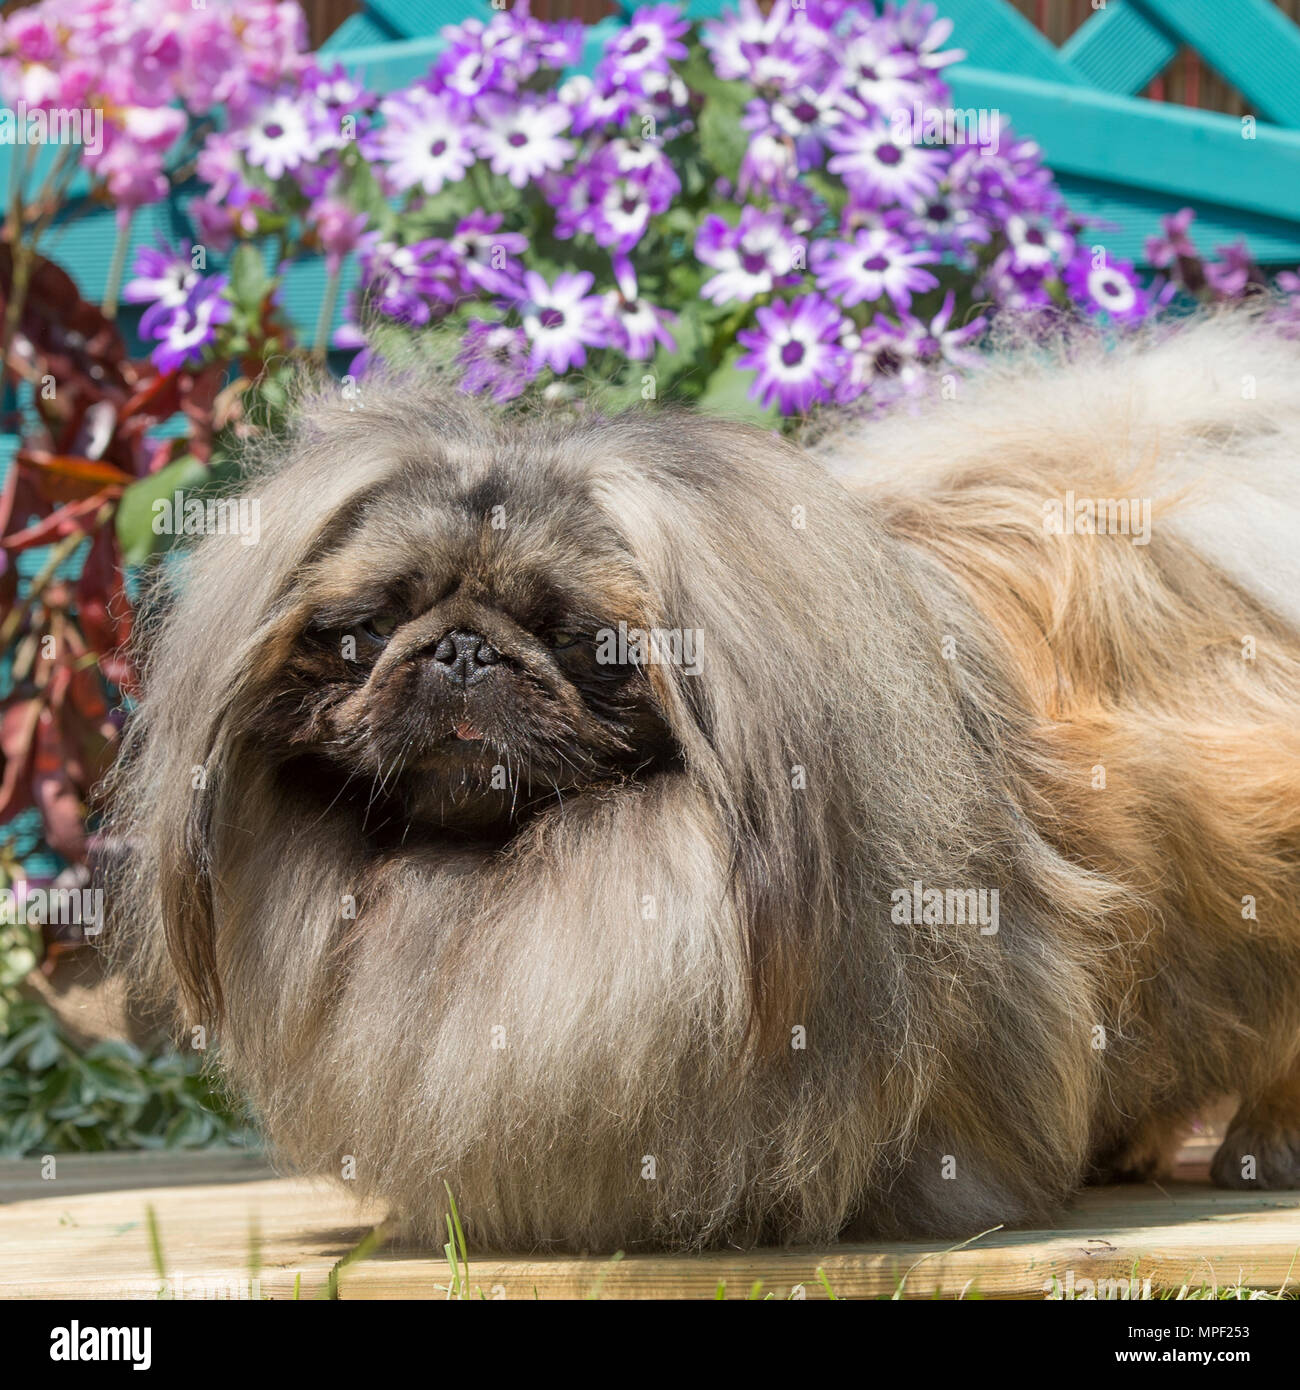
[106,313,1300,1250]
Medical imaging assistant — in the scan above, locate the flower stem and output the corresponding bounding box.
[101,212,134,319]
[1,145,41,386]
[313,267,341,362]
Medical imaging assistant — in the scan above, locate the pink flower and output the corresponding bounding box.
[312,195,369,275]
[86,141,169,213]
[5,14,59,62]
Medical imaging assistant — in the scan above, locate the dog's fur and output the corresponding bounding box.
[105,313,1300,1250]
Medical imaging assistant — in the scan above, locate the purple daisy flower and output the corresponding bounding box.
[458,320,535,403]
[837,22,928,116]
[369,87,476,196]
[472,95,574,189]
[448,211,528,298]
[1064,249,1149,325]
[303,60,373,114]
[590,177,654,252]
[896,291,987,367]
[704,0,826,90]
[696,208,804,306]
[1003,213,1075,274]
[826,118,947,207]
[145,276,231,373]
[433,21,507,101]
[359,235,458,326]
[518,270,608,374]
[561,73,642,135]
[608,5,690,75]
[601,258,675,360]
[904,192,993,259]
[738,131,800,195]
[124,242,199,312]
[736,294,848,415]
[813,226,939,312]
[239,94,319,180]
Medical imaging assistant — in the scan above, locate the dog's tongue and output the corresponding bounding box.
[454,720,482,741]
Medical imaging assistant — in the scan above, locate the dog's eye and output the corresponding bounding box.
[544,630,580,650]
[361,614,401,642]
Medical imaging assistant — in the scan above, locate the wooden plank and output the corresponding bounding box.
[318,11,401,52]
[1139,0,1300,128]
[1,1143,1297,1300]
[1061,1,1179,97]
[948,65,1300,222]
[938,0,1086,85]
[363,0,492,40]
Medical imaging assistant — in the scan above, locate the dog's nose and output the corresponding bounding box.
[430,629,500,686]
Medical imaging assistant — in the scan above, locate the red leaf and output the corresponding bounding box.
[0,696,43,823]
[32,708,86,860]
[75,524,135,689]
[1,488,115,552]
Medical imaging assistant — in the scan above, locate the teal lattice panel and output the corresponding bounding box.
[945,0,1300,266]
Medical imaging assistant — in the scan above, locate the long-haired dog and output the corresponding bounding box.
[105,313,1300,1250]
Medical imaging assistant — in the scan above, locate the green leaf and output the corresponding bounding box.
[164,1108,215,1148]
[115,454,212,566]
[25,1025,63,1072]
[228,242,271,310]
[696,347,779,426]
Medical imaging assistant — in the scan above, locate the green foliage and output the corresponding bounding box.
[0,999,256,1157]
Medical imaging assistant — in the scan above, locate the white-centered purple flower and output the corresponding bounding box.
[518,270,608,374]
[736,293,848,415]
[696,208,804,306]
[594,178,653,251]
[144,275,231,373]
[359,234,458,326]
[124,242,199,313]
[739,132,800,196]
[826,119,946,206]
[601,258,675,360]
[458,320,536,403]
[608,5,689,74]
[448,211,528,298]
[837,21,929,116]
[1064,249,1149,325]
[370,87,475,196]
[1004,213,1074,274]
[813,226,939,312]
[303,59,372,114]
[896,291,987,367]
[702,0,821,89]
[904,193,992,259]
[239,94,318,180]
[472,95,574,189]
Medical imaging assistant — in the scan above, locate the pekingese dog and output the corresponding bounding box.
[106,313,1300,1251]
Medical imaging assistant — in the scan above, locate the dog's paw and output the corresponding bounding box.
[1210,1127,1300,1189]
[1089,1118,1186,1185]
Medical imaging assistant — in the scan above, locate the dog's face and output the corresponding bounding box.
[260,460,679,834]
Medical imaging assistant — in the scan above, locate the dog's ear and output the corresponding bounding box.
[155,712,227,1026]
[150,616,303,1027]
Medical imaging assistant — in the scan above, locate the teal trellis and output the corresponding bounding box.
[941,0,1300,267]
